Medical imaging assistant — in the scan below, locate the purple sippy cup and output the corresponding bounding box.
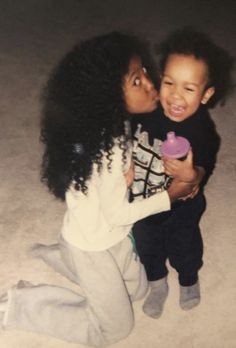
[161,131,190,160]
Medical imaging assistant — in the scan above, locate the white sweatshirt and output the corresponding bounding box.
[61,143,170,251]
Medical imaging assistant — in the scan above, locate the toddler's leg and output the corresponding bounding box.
[179,281,200,310]
[168,194,204,310]
[132,221,169,318]
[143,277,169,319]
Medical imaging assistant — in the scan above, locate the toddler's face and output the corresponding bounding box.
[160,54,215,122]
[123,56,159,114]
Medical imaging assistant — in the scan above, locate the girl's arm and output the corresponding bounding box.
[124,160,135,188]
[98,145,193,227]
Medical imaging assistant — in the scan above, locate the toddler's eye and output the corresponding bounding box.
[186,87,195,92]
[134,77,141,86]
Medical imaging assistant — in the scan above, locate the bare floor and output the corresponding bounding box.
[0,1,236,347]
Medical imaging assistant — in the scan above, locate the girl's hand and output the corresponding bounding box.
[163,149,197,183]
[178,184,200,201]
[124,161,135,188]
[167,178,196,203]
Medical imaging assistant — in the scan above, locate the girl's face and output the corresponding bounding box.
[160,54,215,122]
[123,56,159,114]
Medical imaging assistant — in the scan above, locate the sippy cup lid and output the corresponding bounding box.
[161,131,190,159]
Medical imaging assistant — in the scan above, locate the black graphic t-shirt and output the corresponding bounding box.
[131,105,220,221]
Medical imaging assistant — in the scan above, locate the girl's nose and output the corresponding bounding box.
[144,75,155,91]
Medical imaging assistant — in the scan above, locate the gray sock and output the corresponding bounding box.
[179,282,200,310]
[143,277,169,319]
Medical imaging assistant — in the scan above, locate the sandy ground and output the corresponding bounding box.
[0,1,236,347]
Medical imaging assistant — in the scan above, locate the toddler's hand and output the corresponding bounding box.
[124,161,134,188]
[163,148,197,183]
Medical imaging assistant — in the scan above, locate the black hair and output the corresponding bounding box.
[157,27,235,107]
[40,31,153,200]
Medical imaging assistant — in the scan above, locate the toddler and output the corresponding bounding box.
[132,27,234,318]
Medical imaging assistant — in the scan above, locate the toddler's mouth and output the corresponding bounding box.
[169,104,185,116]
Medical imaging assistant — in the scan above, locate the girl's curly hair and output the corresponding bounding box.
[41,31,153,200]
[156,27,235,107]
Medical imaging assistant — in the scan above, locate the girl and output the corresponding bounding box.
[0,32,192,346]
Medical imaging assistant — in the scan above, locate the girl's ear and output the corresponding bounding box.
[201,87,215,105]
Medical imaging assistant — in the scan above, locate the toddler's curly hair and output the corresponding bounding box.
[157,27,235,107]
[41,31,153,200]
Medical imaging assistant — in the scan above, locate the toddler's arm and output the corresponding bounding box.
[163,149,205,200]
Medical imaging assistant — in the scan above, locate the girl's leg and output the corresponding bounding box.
[109,235,148,302]
[29,236,147,302]
[30,243,78,284]
[2,238,134,346]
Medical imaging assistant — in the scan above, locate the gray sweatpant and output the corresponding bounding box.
[3,235,148,346]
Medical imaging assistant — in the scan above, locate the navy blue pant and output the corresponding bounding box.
[133,193,206,286]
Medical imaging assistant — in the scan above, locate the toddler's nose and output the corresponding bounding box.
[171,86,182,99]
